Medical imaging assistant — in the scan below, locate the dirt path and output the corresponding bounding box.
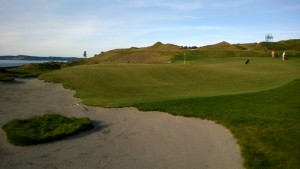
[0,78,243,169]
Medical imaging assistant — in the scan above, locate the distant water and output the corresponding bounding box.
[0,60,62,68]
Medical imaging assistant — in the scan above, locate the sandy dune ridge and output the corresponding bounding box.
[0,78,243,169]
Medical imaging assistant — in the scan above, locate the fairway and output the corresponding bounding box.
[41,57,300,107]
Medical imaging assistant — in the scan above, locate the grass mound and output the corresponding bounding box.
[2,114,94,146]
[91,42,181,64]
[146,41,181,51]
[0,68,15,81]
[0,62,63,81]
[200,41,241,50]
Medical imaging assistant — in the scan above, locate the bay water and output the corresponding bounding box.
[0,60,62,68]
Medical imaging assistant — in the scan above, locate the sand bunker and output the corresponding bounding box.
[0,78,243,169]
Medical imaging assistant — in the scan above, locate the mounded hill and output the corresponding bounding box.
[199,41,269,51]
[232,43,267,51]
[200,39,300,51]
[89,39,300,64]
[145,42,181,51]
[91,42,182,63]
[199,41,241,50]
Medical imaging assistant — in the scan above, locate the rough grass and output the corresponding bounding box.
[2,114,94,146]
[0,60,88,81]
[91,48,175,64]
[0,62,63,81]
[260,39,300,51]
[136,79,300,169]
[0,68,18,81]
[199,41,242,50]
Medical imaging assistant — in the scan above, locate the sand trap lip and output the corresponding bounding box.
[0,78,243,169]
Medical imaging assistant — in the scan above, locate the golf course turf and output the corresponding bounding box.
[40,56,300,169]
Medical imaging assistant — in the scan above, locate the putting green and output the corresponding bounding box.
[40,57,300,107]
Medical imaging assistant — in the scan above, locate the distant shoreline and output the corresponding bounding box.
[0,55,79,61]
[0,60,67,68]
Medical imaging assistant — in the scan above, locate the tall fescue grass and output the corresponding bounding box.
[0,59,88,81]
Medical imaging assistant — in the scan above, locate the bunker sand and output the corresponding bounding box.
[0,78,243,169]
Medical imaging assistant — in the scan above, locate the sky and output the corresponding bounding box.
[0,0,300,57]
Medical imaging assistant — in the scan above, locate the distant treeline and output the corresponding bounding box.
[0,55,79,61]
[181,46,198,49]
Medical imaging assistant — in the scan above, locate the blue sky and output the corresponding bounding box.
[0,0,300,57]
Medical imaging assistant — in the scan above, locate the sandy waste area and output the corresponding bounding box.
[0,78,243,169]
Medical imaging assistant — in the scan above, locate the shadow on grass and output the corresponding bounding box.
[53,120,110,143]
